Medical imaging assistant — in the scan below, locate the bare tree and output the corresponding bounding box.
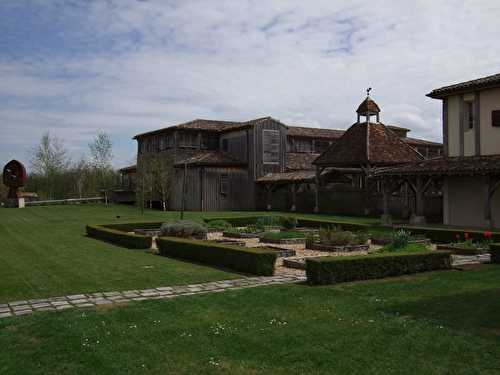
[30,132,70,199]
[150,154,174,211]
[88,132,114,201]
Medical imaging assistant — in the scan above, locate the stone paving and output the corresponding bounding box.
[0,275,306,319]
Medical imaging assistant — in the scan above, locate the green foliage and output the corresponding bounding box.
[391,229,411,249]
[206,219,232,230]
[395,226,500,243]
[86,224,152,249]
[379,243,428,254]
[306,251,452,285]
[157,237,277,276]
[279,216,298,230]
[490,243,500,263]
[318,226,368,246]
[160,220,207,238]
[256,216,281,231]
[260,231,305,241]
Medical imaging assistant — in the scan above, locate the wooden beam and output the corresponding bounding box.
[290,183,297,212]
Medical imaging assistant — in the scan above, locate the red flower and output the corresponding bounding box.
[455,234,460,241]
[484,231,492,238]
[464,232,469,240]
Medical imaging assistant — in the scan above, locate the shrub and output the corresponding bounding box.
[255,216,281,231]
[394,226,500,243]
[379,243,428,254]
[306,251,452,285]
[260,231,305,242]
[318,226,369,246]
[157,237,277,275]
[86,225,152,249]
[160,220,207,238]
[352,231,370,246]
[280,216,298,230]
[206,219,232,230]
[490,243,500,263]
[391,229,411,249]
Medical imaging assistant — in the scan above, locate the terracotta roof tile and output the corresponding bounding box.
[375,155,500,176]
[174,151,246,167]
[285,153,320,171]
[314,122,423,166]
[356,97,381,114]
[427,73,500,98]
[286,126,344,139]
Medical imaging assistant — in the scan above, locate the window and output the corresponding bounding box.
[220,174,229,196]
[464,100,475,130]
[293,138,313,153]
[202,135,219,150]
[492,110,500,127]
[178,132,198,148]
[314,140,331,153]
[262,130,280,164]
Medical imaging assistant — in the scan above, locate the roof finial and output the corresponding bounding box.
[366,87,372,97]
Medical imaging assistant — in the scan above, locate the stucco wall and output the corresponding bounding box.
[447,95,460,156]
[444,176,500,228]
[479,87,500,155]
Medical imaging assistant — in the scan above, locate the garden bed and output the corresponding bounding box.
[223,231,260,239]
[306,242,369,252]
[371,237,430,246]
[436,244,488,255]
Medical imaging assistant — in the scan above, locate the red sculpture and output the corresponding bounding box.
[3,160,27,199]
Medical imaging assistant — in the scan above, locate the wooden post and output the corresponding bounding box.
[408,176,431,225]
[314,167,320,213]
[181,162,187,220]
[290,183,297,212]
[266,185,273,211]
[380,179,392,226]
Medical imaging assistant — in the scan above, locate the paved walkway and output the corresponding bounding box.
[0,275,306,319]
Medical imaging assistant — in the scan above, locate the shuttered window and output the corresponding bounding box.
[263,130,280,164]
[492,110,500,127]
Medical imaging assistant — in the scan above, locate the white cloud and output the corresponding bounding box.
[1,0,500,168]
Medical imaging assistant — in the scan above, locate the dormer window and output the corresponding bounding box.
[464,100,475,130]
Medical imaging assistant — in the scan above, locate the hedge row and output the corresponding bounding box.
[306,251,452,285]
[157,237,277,276]
[490,243,500,263]
[203,216,370,231]
[394,226,500,243]
[103,221,164,232]
[86,225,152,249]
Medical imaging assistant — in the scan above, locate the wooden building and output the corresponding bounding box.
[123,110,441,212]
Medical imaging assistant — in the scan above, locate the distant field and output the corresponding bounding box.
[0,204,378,302]
[0,265,499,374]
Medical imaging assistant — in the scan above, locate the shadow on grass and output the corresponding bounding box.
[379,288,500,338]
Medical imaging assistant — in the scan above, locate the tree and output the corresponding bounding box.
[150,154,174,211]
[88,132,114,200]
[30,132,70,199]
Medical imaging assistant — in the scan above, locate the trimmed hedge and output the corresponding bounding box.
[103,221,164,232]
[203,216,370,232]
[157,236,277,275]
[86,225,152,249]
[394,226,500,243]
[306,251,452,285]
[490,243,500,263]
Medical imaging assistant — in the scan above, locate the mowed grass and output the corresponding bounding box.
[0,265,499,374]
[0,204,378,302]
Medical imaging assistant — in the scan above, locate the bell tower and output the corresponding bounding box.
[356,88,381,123]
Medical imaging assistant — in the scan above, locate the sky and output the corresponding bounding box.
[1,0,499,169]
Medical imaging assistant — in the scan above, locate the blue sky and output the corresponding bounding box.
[1,0,499,168]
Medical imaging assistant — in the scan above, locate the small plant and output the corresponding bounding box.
[390,229,411,250]
[279,216,298,230]
[256,216,281,231]
[206,219,232,230]
[160,220,207,238]
[260,231,305,241]
[351,231,370,246]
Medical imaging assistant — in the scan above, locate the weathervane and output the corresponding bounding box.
[366,87,372,97]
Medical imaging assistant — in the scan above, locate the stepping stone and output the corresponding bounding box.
[0,312,13,318]
[67,295,87,300]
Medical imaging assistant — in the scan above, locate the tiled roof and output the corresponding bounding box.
[427,73,500,98]
[174,151,246,167]
[375,155,500,176]
[119,165,137,173]
[356,97,381,114]
[134,117,272,139]
[314,122,423,167]
[403,137,442,147]
[286,153,320,171]
[286,126,344,139]
[256,171,316,184]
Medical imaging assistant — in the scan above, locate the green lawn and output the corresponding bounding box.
[0,265,499,374]
[0,204,377,302]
